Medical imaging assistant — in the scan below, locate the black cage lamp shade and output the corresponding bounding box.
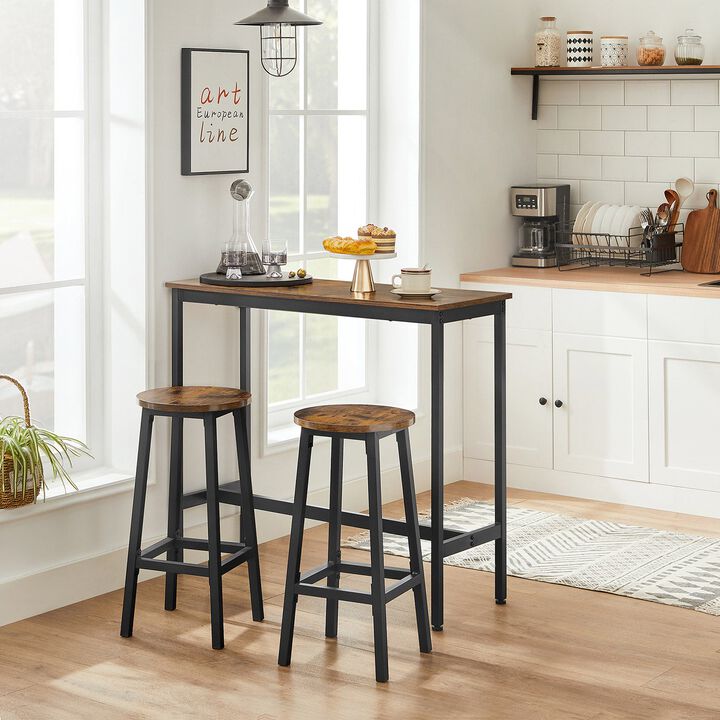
[235,0,322,78]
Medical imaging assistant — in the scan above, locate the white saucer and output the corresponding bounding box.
[391,288,442,298]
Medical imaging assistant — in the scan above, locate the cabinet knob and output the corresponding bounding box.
[539,397,548,406]
[555,399,564,408]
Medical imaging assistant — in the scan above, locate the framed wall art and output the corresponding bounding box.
[181,48,250,175]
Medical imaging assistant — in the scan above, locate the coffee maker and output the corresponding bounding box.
[510,183,570,267]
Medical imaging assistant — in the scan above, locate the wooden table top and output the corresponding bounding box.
[166,278,511,312]
[461,266,720,299]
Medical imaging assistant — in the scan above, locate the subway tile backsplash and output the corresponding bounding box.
[536,78,720,219]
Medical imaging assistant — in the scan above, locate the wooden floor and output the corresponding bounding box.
[1,481,720,719]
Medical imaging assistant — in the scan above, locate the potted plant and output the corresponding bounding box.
[0,375,91,509]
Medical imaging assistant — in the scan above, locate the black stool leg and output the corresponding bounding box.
[278,428,313,667]
[366,433,389,683]
[325,437,344,638]
[120,409,154,638]
[165,416,183,611]
[233,408,264,622]
[204,414,224,650]
[397,429,432,654]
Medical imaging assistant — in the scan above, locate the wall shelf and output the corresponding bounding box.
[511,65,720,119]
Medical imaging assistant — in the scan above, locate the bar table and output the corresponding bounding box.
[166,278,510,630]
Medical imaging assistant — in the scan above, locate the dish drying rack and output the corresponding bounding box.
[555,222,684,275]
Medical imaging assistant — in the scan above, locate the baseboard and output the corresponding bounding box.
[0,513,240,628]
[464,457,720,519]
[0,449,462,627]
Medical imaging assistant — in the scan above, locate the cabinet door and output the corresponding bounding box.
[463,320,553,469]
[649,341,720,492]
[553,333,648,482]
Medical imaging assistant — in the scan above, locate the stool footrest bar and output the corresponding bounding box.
[337,561,410,580]
[295,583,372,604]
[385,574,421,604]
[141,538,175,559]
[137,557,209,577]
[221,547,255,574]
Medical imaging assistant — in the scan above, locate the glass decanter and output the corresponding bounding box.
[217,179,265,275]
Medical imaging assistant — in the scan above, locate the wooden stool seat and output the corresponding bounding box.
[137,386,251,414]
[294,404,415,434]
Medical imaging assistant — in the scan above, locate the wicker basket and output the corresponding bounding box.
[0,375,42,509]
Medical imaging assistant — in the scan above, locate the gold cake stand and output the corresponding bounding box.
[325,252,397,294]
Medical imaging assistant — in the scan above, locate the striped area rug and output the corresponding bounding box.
[342,499,720,615]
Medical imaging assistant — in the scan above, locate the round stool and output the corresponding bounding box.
[120,386,264,650]
[278,404,432,683]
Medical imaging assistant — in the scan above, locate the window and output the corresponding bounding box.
[265,0,373,445]
[0,1,101,474]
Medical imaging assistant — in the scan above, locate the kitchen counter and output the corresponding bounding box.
[460,266,720,299]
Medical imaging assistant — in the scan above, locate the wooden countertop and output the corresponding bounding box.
[460,267,720,299]
[167,278,511,312]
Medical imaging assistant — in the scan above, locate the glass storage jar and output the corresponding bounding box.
[637,30,665,66]
[675,29,704,65]
[535,16,561,67]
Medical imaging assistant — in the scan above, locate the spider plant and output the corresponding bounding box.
[0,416,92,500]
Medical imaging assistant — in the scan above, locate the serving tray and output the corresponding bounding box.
[199,272,313,288]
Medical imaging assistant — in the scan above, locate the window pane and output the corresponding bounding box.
[304,314,338,396]
[267,311,300,405]
[305,257,338,280]
[306,0,367,110]
[269,115,301,255]
[268,0,303,112]
[0,0,84,112]
[0,118,85,288]
[0,286,86,440]
[305,115,366,253]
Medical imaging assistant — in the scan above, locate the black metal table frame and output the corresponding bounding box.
[171,286,507,630]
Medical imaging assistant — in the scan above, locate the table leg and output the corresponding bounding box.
[430,319,444,631]
[171,289,184,386]
[239,306,251,545]
[494,302,507,604]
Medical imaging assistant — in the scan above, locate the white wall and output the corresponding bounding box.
[420,0,537,474]
[537,77,720,221]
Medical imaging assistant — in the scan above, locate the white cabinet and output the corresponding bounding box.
[462,281,720,511]
[463,322,553,469]
[553,333,648,482]
[649,341,720,492]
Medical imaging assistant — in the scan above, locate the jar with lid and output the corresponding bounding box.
[675,29,704,65]
[637,30,665,66]
[535,16,561,67]
[600,36,629,67]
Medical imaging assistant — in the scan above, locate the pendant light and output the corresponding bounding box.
[235,0,322,78]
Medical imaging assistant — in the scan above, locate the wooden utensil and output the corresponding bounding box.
[681,189,720,274]
[665,189,681,228]
[675,177,694,208]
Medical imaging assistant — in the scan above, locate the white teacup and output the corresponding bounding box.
[392,268,432,293]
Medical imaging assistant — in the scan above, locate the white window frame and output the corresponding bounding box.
[0,0,105,481]
[261,0,380,453]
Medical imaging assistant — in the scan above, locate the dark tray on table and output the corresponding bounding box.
[199,272,313,288]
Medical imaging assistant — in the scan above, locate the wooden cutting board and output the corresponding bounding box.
[682,189,720,274]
